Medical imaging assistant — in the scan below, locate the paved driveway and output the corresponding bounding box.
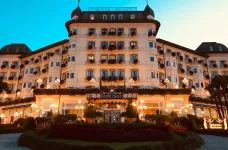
[0,133,28,150]
[199,134,228,150]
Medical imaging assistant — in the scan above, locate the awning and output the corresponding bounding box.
[1,104,31,110]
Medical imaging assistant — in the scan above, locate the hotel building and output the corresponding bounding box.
[0,4,228,123]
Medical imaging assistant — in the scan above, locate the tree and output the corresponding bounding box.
[125,98,138,118]
[206,75,228,119]
[84,97,96,118]
[0,79,8,93]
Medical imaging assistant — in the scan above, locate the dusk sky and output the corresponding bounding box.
[0,0,227,51]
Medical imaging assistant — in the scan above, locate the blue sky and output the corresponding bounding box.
[0,0,228,51]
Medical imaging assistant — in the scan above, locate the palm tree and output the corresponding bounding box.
[206,75,228,119]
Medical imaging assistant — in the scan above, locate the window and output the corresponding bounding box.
[116,55,123,60]
[193,68,197,73]
[111,15,115,20]
[174,76,177,82]
[9,85,14,91]
[118,70,124,76]
[150,56,155,62]
[71,56,75,62]
[49,76,52,82]
[87,70,94,77]
[70,73,74,78]
[50,61,54,67]
[131,70,138,77]
[118,15,123,20]
[101,70,107,77]
[101,55,108,60]
[30,68,34,74]
[199,69,202,74]
[72,44,76,48]
[195,82,199,88]
[130,14,135,20]
[149,42,153,48]
[88,55,94,60]
[56,61,60,66]
[209,46,213,51]
[166,61,170,66]
[28,82,32,88]
[201,83,204,88]
[167,76,171,82]
[110,70,115,76]
[131,55,138,62]
[90,14,95,20]
[151,72,155,78]
[25,69,28,74]
[220,61,225,67]
[219,46,223,51]
[211,72,217,78]
[103,15,107,20]
[16,47,20,53]
[209,61,215,67]
[23,82,26,88]
[172,61,175,67]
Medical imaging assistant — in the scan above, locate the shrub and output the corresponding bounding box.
[23,117,37,130]
[125,99,138,118]
[13,118,25,127]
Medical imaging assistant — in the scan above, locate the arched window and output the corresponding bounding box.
[131,69,138,77]
[101,70,108,77]
[109,70,116,76]
[130,14,135,20]
[110,15,115,20]
[118,70,125,77]
[101,28,108,35]
[109,55,116,60]
[87,69,94,77]
[90,14,95,20]
[108,28,116,35]
[118,15,123,20]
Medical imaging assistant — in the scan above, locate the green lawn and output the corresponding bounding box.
[49,139,162,150]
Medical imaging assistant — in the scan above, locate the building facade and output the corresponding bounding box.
[0,4,228,123]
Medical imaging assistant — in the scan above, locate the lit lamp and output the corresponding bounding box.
[164,78,169,83]
[183,78,188,83]
[0,114,5,118]
[90,78,95,83]
[4,94,8,98]
[175,85,179,89]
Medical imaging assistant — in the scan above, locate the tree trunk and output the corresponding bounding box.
[215,98,222,119]
[217,95,225,118]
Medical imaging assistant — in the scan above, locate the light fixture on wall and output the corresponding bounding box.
[0,114,5,118]
[183,78,188,83]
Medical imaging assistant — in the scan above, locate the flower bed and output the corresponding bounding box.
[47,124,170,142]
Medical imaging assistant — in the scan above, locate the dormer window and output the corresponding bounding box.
[111,15,115,20]
[219,46,223,51]
[118,15,123,20]
[147,15,154,20]
[209,46,213,51]
[90,14,95,20]
[130,14,135,20]
[103,15,107,20]
[72,16,79,20]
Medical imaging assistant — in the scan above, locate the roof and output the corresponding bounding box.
[196,42,228,54]
[65,19,161,35]
[71,5,155,20]
[20,39,69,59]
[0,44,31,55]
[156,39,209,58]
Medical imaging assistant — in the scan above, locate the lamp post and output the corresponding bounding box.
[55,78,61,115]
[129,77,134,89]
[138,100,147,120]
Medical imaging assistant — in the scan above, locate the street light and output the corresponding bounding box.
[90,78,95,83]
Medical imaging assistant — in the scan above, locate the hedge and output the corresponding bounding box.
[47,124,171,142]
[18,131,204,150]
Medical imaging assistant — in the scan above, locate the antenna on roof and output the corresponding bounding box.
[78,0,80,7]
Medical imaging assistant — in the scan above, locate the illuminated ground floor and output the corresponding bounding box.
[0,92,220,124]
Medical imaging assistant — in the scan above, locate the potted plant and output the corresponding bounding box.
[84,98,96,124]
[125,99,138,123]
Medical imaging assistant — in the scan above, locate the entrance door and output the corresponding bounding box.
[104,110,120,123]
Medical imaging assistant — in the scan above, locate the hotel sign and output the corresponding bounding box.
[87,93,137,99]
[88,7,137,11]
[204,118,227,130]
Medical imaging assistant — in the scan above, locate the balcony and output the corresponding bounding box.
[68,31,77,37]
[10,65,17,69]
[1,65,8,69]
[86,60,95,64]
[128,31,137,37]
[220,64,228,69]
[158,50,164,55]
[87,45,96,51]
[60,80,66,85]
[42,69,47,74]
[62,49,68,55]
[8,76,16,81]
[35,59,40,64]
[108,45,117,51]
[158,63,165,69]
[61,64,67,68]
[129,45,138,50]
